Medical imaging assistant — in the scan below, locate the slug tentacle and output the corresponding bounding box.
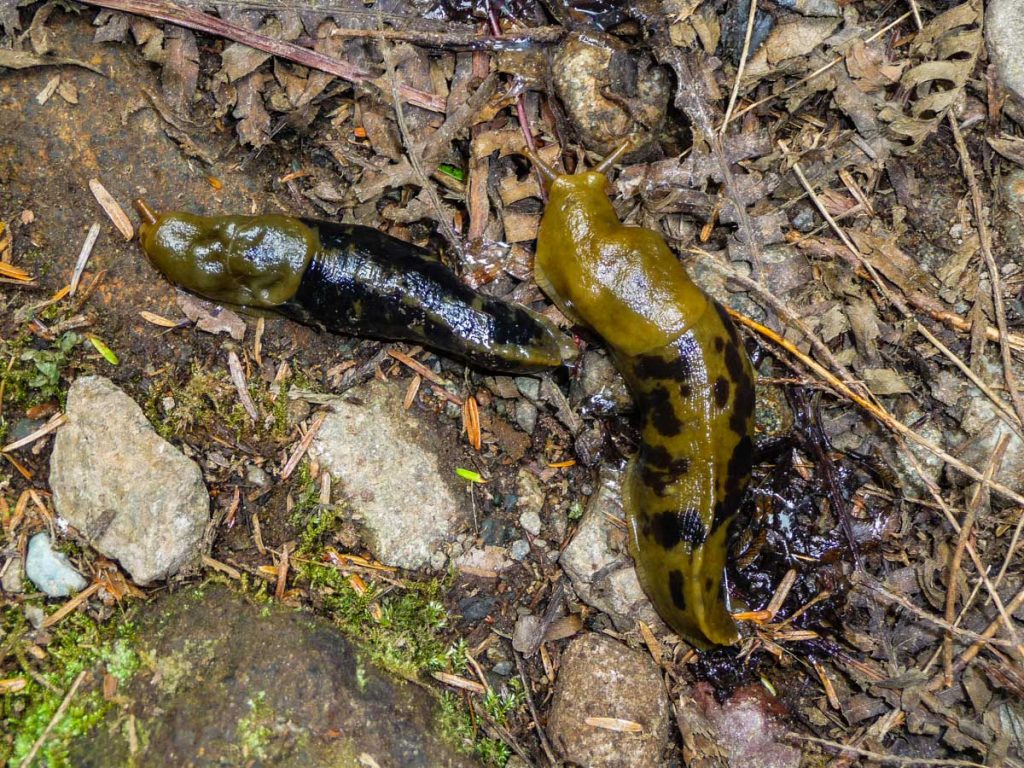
[137,209,577,374]
[533,151,756,648]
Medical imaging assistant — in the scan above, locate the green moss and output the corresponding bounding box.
[437,692,512,768]
[483,678,525,727]
[0,331,84,413]
[1,609,140,767]
[235,691,274,761]
[144,363,296,444]
[289,461,463,680]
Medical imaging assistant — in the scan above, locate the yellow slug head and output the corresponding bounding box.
[135,201,315,309]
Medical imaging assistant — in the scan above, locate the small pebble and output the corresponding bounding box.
[246,463,270,488]
[519,509,542,537]
[510,539,530,561]
[25,532,88,598]
[429,550,448,571]
[515,401,538,435]
[514,376,541,400]
[1,553,25,593]
[512,614,543,653]
[23,604,45,629]
[492,660,514,676]
[480,516,510,546]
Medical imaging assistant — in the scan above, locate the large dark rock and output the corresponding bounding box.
[71,585,479,768]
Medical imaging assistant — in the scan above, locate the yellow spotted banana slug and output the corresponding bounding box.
[134,201,577,374]
[531,147,756,647]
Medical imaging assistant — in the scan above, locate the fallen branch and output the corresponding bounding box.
[77,0,446,112]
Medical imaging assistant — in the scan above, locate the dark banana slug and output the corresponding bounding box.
[134,201,577,374]
[531,149,756,647]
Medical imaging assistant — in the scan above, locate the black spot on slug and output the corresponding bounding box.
[648,509,707,550]
[705,577,714,593]
[642,445,691,474]
[641,465,672,496]
[649,511,681,549]
[713,376,730,409]
[712,434,755,533]
[729,369,755,437]
[714,301,743,346]
[644,444,674,468]
[669,570,686,610]
[634,353,693,382]
[724,343,745,388]
[642,386,682,437]
[714,337,725,353]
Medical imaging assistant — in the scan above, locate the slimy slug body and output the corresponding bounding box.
[534,162,756,647]
[136,208,577,374]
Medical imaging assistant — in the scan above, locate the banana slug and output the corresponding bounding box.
[531,147,756,647]
[134,201,577,374]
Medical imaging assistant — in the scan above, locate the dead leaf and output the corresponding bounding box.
[88,179,134,240]
[862,368,912,395]
[0,48,103,74]
[988,135,1024,168]
[176,292,246,340]
[57,79,78,104]
[234,73,272,147]
[162,27,199,116]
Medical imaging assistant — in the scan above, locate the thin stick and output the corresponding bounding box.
[915,321,1024,438]
[280,411,327,480]
[900,443,1024,669]
[514,650,559,767]
[227,350,259,421]
[927,581,1024,691]
[69,224,101,298]
[949,116,1024,434]
[856,576,1014,648]
[730,311,1024,507]
[787,733,988,767]
[2,413,67,453]
[376,13,460,251]
[720,0,759,132]
[17,670,89,768]
[943,435,1010,686]
[78,0,445,112]
[994,507,1024,591]
[723,12,913,127]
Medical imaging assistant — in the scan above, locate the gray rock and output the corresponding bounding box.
[1,551,24,593]
[429,550,448,571]
[512,614,543,654]
[891,416,946,496]
[572,351,631,412]
[559,468,665,632]
[245,463,270,489]
[69,585,481,768]
[310,381,468,570]
[989,0,1024,105]
[516,470,544,536]
[25,533,87,597]
[695,686,802,768]
[456,546,513,577]
[514,376,541,401]
[514,400,538,435]
[23,604,44,629]
[548,633,669,768]
[954,395,1024,494]
[49,376,210,585]
[510,539,531,561]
